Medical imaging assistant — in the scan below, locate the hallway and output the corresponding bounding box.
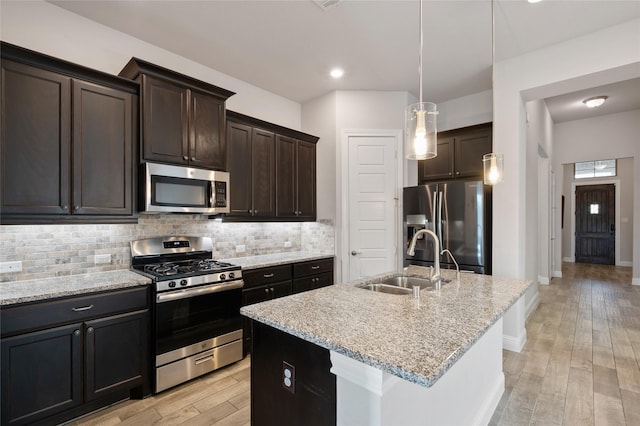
[491,262,640,425]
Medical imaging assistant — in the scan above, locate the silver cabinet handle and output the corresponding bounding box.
[264,288,269,293]
[191,157,195,161]
[72,305,93,312]
[311,265,320,270]
[183,156,188,161]
[73,330,80,337]
[263,273,274,278]
[87,327,94,334]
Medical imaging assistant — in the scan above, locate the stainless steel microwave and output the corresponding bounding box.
[141,162,230,214]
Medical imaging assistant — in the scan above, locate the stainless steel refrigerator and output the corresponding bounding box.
[403,181,492,274]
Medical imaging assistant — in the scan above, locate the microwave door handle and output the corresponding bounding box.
[209,181,214,208]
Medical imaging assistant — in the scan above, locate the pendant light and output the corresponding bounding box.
[484,0,504,185]
[405,0,438,160]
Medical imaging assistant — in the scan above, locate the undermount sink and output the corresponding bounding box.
[355,274,451,295]
[380,276,431,289]
[356,283,413,295]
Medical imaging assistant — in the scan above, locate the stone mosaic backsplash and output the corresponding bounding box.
[0,216,334,282]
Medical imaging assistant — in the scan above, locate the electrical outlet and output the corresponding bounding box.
[283,241,292,248]
[282,361,295,394]
[94,254,111,264]
[0,261,22,273]
[236,245,246,253]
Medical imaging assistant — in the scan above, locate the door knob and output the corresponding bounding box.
[351,250,361,256]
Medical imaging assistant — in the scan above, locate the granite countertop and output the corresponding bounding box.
[0,270,152,306]
[241,266,532,388]
[222,251,334,270]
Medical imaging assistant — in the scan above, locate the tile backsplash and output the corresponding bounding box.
[0,216,334,282]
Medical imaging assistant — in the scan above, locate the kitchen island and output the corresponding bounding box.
[241,267,531,426]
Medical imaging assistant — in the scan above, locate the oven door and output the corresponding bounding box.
[154,281,242,359]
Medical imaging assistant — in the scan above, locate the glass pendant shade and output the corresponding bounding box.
[483,153,504,185]
[405,102,438,160]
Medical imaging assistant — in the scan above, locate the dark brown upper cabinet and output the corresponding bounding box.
[119,58,234,171]
[226,120,276,219]
[418,123,492,183]
[276,135,316,220]
[1,42,139,224]
[225,111,318,222]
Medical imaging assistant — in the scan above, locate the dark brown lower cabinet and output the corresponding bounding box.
[0,288,150,425]
[241,258,334,355]
[251,321,336,426]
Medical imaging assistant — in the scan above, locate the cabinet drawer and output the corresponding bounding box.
[243,265,292,288]
[292,272,333,294]
[1,286,149,337]
[293,258,333,278]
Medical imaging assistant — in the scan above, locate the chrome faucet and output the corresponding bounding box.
[440,248,460,281]
[407,229,440,284]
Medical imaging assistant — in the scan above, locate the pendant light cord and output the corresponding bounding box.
[419,0,423,104]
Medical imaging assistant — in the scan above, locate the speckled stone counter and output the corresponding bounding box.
[0,270,152,306]
[221,251,334,270]
[241,267,531,389]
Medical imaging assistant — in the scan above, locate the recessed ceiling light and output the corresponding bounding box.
[583,96,608,108]
[330,68,344,79]
[527,0,543,3]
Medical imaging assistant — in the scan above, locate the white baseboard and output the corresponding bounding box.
[553,270,563,278]
[563,257,574,263]
[538,275,550,285]
[525,291,540,321]
[503,330,527,353]
[618,261,633,267]
[633,277,640,286]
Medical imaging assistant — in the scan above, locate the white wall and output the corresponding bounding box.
[493,18,640,284]
[0,0,301,129]
[437,90,492,132]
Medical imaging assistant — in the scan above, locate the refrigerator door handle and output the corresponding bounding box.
[432,191,438,233]
[438,191,444,251]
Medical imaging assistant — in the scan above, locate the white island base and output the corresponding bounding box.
[330,319,504,426]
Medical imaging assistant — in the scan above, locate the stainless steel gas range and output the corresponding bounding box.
[130,236,244,393]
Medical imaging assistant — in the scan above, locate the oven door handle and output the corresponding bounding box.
[156,280,244,303]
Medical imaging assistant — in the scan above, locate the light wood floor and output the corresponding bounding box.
[490,262,640,426]
[69,356,251,426]
[72,262,639,425]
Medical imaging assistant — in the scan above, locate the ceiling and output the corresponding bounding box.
[49,0,640,123]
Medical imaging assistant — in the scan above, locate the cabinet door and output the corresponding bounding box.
[418,137,454,182]
[1,60,71,215]
[1,323,82,425]
[453,129,492,179]
[251,128,276,218]
[292,272,333,294]
[296,140,316,220]
[190,89,226,170]
[141,75,189,165]
[84,310,148,401]
[227,121,253,217]
[72,80,134,216]
[275,135,297,218]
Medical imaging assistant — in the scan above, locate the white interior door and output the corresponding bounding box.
[347,134,398,280]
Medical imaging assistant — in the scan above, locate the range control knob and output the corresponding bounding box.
[180,279,188,286]
[168,281,176,288]
[228,272,235,279]
[219,273,226,281]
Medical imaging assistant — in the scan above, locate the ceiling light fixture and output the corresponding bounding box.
[330,68,344,79]
[583,96,608,108]
[405,0,438,160]
[527,0,543,4]
[484,0,504,185]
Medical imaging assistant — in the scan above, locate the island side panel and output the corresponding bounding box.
[251,321,336,426]
[330,319,505,426]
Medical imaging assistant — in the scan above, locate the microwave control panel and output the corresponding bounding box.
[214,181,227,207]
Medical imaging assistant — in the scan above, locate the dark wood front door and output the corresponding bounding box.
[575,184,615,265]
